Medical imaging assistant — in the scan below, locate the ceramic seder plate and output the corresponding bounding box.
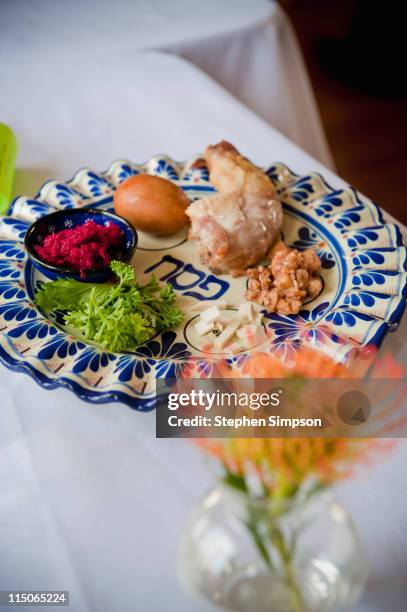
[0,156,406,410]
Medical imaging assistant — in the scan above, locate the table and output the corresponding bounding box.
[0,51,406,611]
[0,0,333,168]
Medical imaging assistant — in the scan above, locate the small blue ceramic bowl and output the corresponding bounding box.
[24,208,137,282]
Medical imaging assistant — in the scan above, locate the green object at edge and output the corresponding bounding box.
[0,123,17,215]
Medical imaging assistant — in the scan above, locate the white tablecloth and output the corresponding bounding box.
[0,51,406,611]
[0,0,333,168]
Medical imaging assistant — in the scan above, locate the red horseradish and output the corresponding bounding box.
[35,220,124,278]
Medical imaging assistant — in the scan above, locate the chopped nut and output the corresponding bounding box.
[308,275,323,297]
[301,248,321,273]
[295,268,309,288]
[245,240,323,315]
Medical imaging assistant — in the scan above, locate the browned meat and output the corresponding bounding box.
[186,141,283,276]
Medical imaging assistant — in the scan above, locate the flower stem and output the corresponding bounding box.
[245,502,305,611]
[246,513,274,570]
[270,526,304,612]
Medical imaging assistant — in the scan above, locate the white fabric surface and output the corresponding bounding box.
[0,50,406,611]
[0,0,333,168]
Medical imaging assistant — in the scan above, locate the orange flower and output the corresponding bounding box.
[194,346,402,498]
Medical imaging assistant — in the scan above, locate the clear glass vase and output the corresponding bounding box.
[178,485,367,612]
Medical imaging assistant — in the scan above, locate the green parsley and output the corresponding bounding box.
[35,261,183,352]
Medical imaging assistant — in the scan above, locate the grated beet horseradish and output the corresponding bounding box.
[35,220,124,278]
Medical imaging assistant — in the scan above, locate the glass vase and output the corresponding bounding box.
[178,485,367,612]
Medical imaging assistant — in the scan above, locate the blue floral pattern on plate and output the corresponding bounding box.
[0,156,405,411]
[291,226,335,269]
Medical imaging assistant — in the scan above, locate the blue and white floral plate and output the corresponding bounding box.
[0,156,406,410]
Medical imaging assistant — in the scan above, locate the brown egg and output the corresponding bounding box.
[114,174,190,235]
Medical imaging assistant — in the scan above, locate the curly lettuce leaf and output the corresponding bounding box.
[35,261,183,352]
